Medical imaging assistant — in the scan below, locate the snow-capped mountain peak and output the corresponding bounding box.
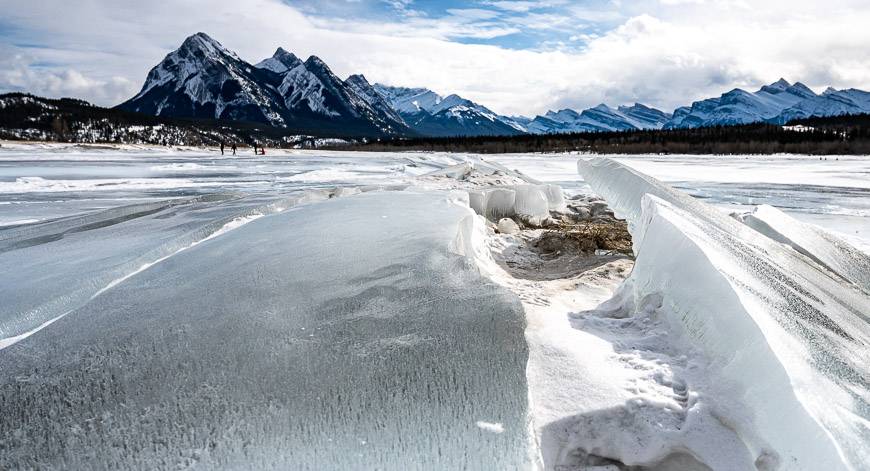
[760,78,792,94]
[373,85,443,114]
[119,35,870,137]
[371,84,522,136]
[119,32,287,127]
[786,82,817,99]
[179,32,241,62]
[344,74,408,131]
[665,78,828,128]
[545,109,582,122]
[255,47,302,74]
[528,102,671,134]
[118,33,412,136]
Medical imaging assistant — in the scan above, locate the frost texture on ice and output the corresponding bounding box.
[735,204,870,293]
[0,191,532,470]
[0,190,332,342]
[578,158,870,471]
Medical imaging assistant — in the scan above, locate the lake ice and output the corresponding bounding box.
[1,142,868,470]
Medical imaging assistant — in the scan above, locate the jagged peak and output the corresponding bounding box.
[547,108,579,115]
[347,74,370,85]
[304,55,329,69]
[620,103,649,111]
[180,32,227,54]
[589,103,613,112]
[724,87,752,96]
[273,47,299,62]
[170,32,246,66]
[759,78,792,94]
[255,47,301,74]
[787,82,817,98]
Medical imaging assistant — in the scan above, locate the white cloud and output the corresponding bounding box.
[0,49,136,104]
[2,0,870,117]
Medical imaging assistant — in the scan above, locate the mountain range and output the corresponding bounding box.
[118,33,870,138]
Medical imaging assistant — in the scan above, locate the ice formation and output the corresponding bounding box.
[0,191,534,469]
[735,204,870,294]
[468,184,564,225]
[578,158,870,471]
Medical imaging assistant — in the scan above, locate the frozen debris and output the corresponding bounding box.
[578,157,870,470]
[496,218,520,235]
[532,220,632,257]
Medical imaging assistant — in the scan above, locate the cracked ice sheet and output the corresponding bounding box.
[0,190,534,469]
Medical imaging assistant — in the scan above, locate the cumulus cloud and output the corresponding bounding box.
[0,50,136,104]
[2,0,870,117]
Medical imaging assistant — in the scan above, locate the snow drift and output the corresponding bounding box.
[578,158,870,471]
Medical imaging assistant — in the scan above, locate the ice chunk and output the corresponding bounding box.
[736,204,870,293]
[497,218,520,235]
[466,184,564,225]
[578,157,870,471]
[513,185,550,223]
[544,184,566,211]
[423,162,473,179]
[468,188,517,221]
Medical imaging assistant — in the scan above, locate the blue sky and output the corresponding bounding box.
[286,0,621,51]
[2,0,870,116]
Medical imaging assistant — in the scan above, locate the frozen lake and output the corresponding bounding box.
[2,145,867,250]
[1,142,869,468]
[489,153,870,252]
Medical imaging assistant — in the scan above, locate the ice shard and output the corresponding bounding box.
[578,158,870,471]
[735,204,870,294]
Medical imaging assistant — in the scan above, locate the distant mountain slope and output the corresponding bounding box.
[664,79,818,129]
[525,79,870,134]
[343,113,870,155]
[7,91,870,155]
[0,92,355,147]
[526,103,671,134]
[113,32,870,137]
[372,84,523,137]
[117,33,288,126]
[773,88,870,124]
[118,33,409,137]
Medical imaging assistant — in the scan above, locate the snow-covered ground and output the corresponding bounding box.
[1,142,868,470]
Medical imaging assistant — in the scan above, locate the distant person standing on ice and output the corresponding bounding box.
[231,143,237,155]
[252,142,257,155]
[220,141,224,155]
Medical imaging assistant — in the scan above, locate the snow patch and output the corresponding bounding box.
[475,421,505,434]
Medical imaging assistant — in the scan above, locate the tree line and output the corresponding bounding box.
[337,116,870,155]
